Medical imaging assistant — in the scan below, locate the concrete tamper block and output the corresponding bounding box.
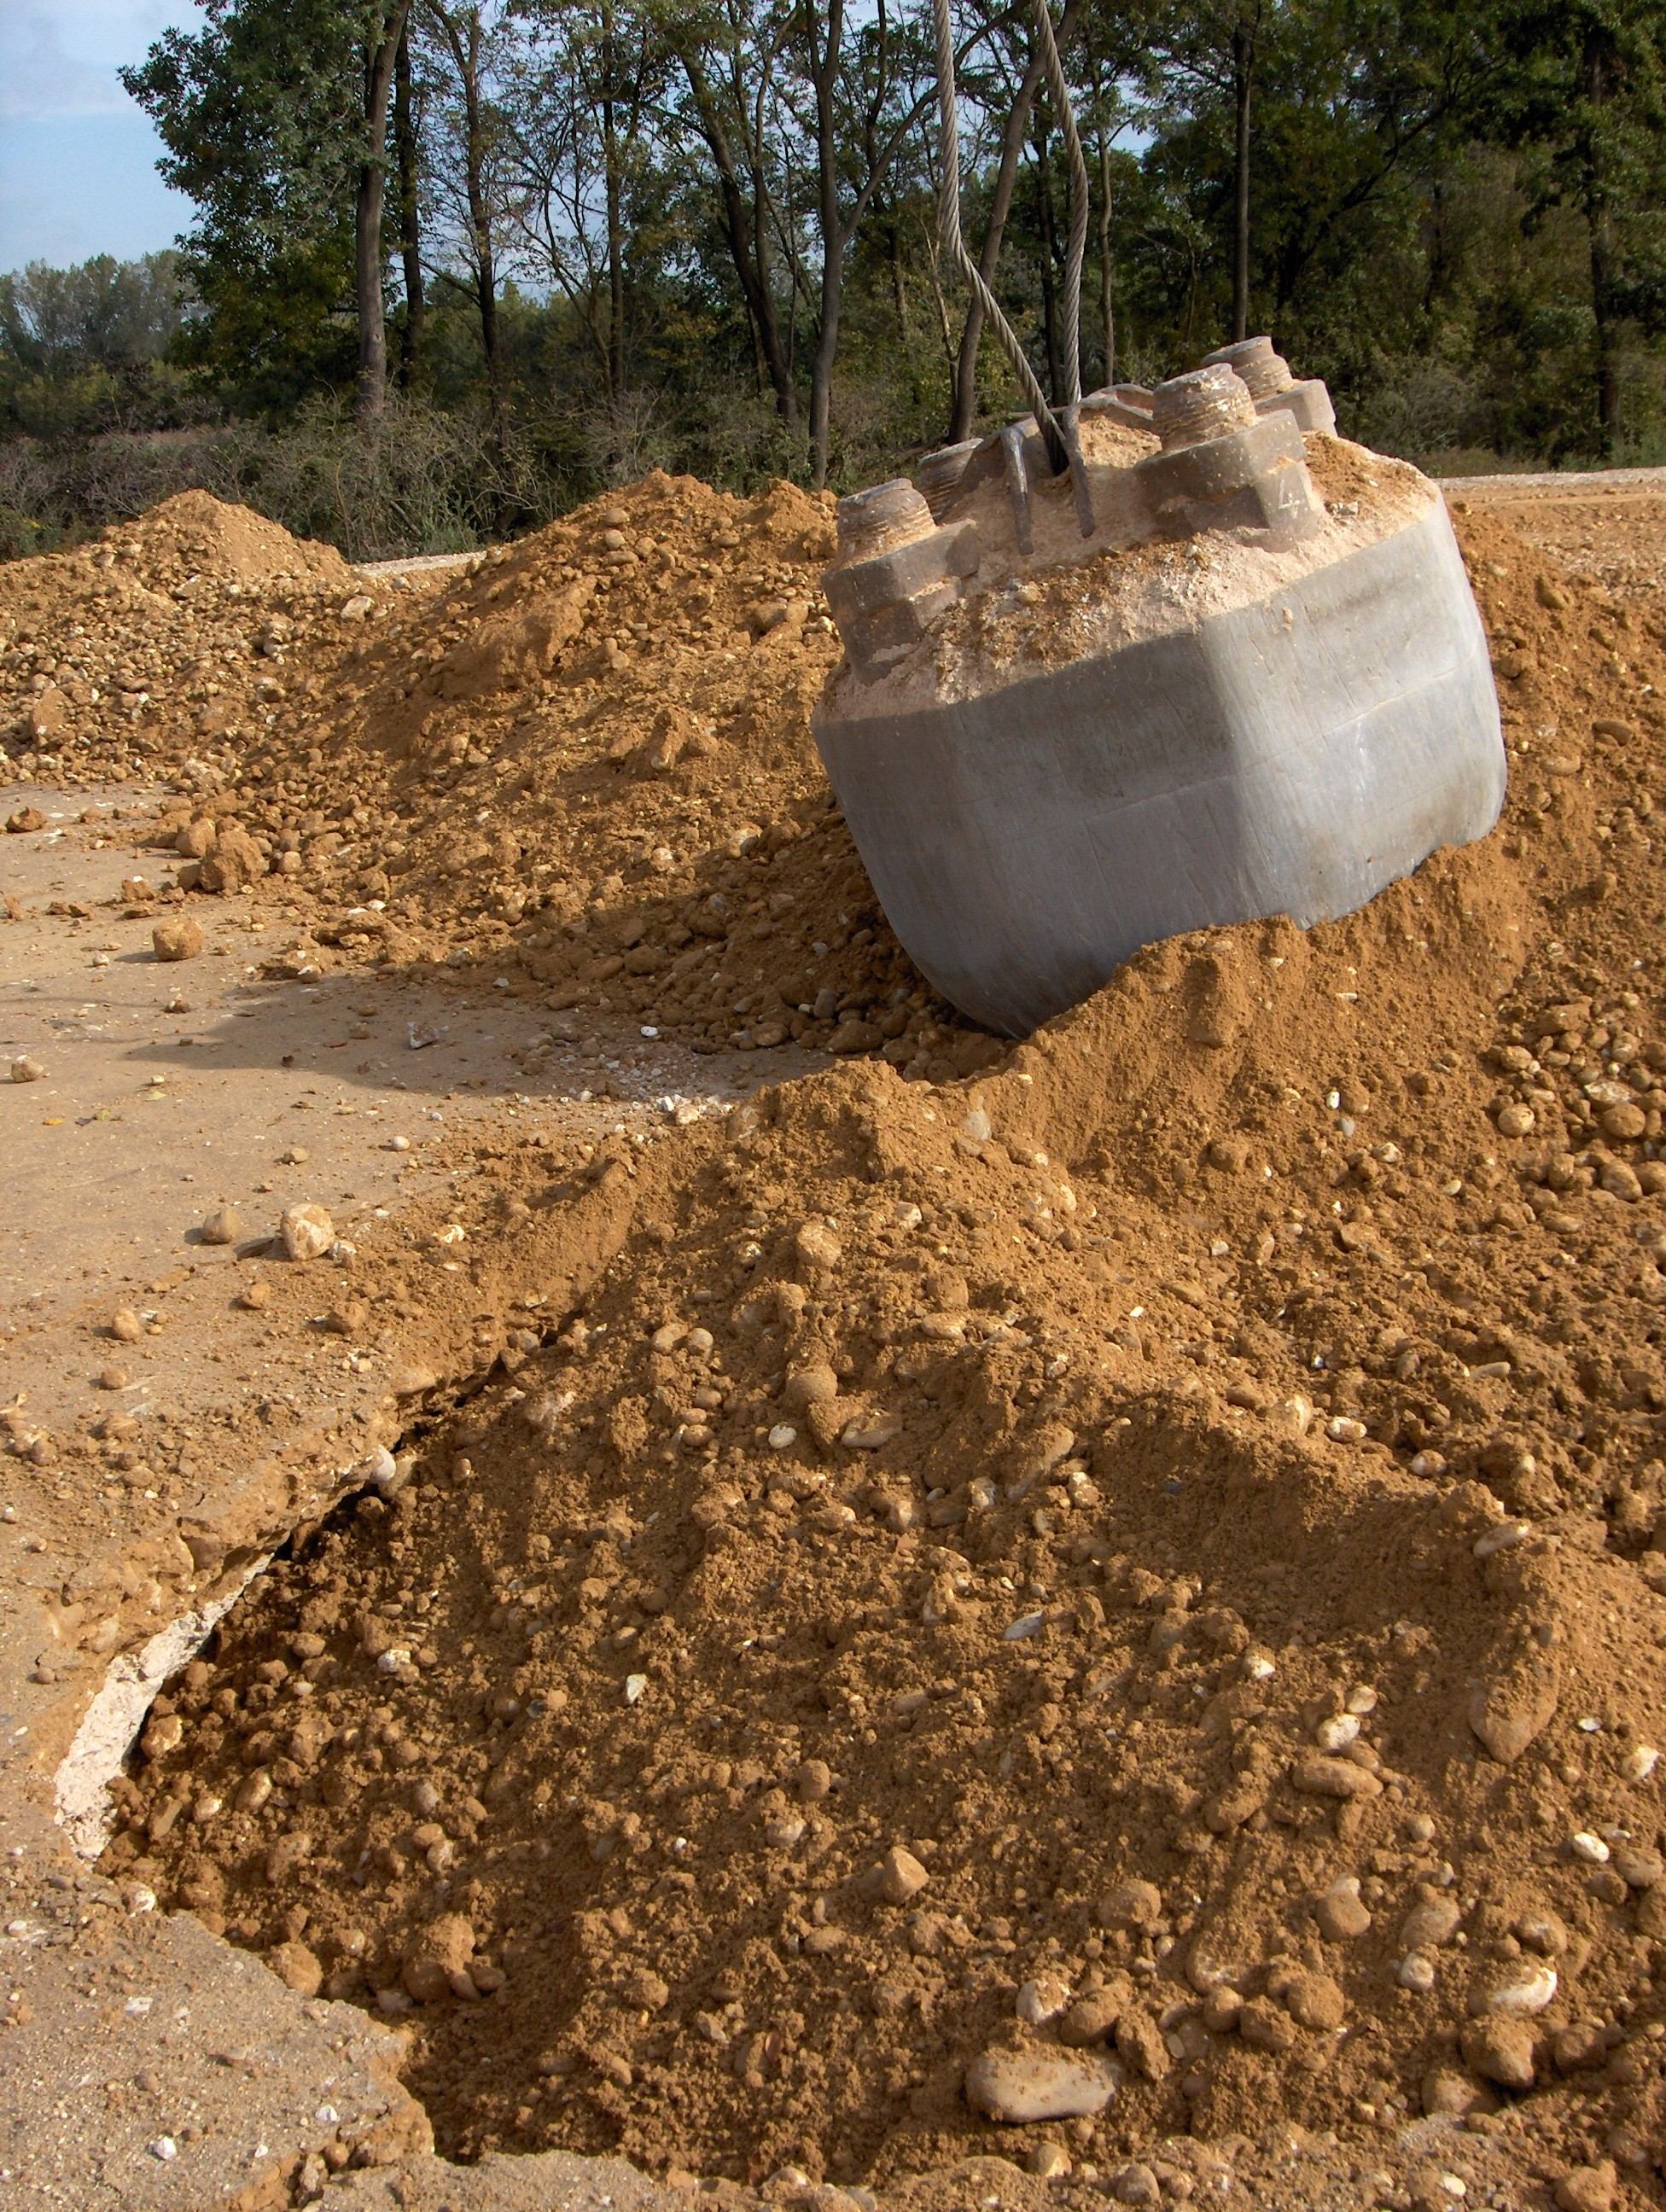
[813,494,1505,1038]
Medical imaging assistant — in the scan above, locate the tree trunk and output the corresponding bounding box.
[602,1,626,424]
[1097,119,1115,386]
[356,0,413,428]
[1231,16,1255,343]
[679,45,798,425]
[950,38,1047,440]
[1583,28,1619,455]
[459,17,501,420]
[807,0,847,491]
[1031,112,1063,403]
[393,22,424,388]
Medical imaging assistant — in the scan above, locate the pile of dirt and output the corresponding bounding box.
[0,489,373,784]
[2,474,1001,1066]
[112,519,1666,2201]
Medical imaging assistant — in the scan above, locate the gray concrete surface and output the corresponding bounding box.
[815,498,1504,1036]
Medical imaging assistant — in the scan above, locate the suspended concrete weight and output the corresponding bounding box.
[813,475,1506,1039]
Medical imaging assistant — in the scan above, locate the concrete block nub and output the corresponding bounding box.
[1203,337,1337,436]
[1203,335,1294,403]
[1150,364,1257,451]
[836,479,935,563]
[915,440,982,520]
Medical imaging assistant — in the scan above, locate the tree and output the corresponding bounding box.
[1493,0,1666,453]
[122,0,413,422]
[418,0,513,417]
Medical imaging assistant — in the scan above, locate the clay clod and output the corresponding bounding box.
[964,2048,1118,2124]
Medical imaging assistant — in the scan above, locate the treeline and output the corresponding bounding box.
[4,0,1666,561]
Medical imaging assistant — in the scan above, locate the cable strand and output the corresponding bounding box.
[932,0,1067,470]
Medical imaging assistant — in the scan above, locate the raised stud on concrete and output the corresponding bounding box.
[915,441,982,521]
[835,480,935,565]
[1203,335,1293,403]
[1202,335,1337,437]
[1150,364,1258,452]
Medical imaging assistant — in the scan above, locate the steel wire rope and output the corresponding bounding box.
[931,0,1073,470]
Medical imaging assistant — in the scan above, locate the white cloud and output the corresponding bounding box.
[0,4,202,124]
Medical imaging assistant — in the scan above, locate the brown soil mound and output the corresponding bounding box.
[111,515,1666,2197]
[0,489,364,783]
[3,471,999,1067]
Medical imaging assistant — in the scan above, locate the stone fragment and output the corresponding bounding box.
[1290,1754,1382,1799]
[861,1845,929,1905]
[1238,1999,1296,2053]
[1554,2163,1617,2212]
[1612,1843,1663,1889]
[1461,2015,1536,2089]
[1058,1993,1120,2046]
[783,1362,839,1409]
[1468,1652,1558,1764]
[1277,1969,1346,2031]
[964,2048,1118,2124]
[1098,1878,1163,1930]
[266,1939,323,1998]
[1011,1974,1069,2027]
[152,917,203,962]
[280,1202,334,1260]
[201,1203,243,1246]
[1315,1877,1371,1940]
[402,1912,477,2002]
[109,1307,143,1343]
[1474,1960,1558,2016]
[10,1057,44,1083]
[1115,2006,1172,2081]
[1401,1889,1463,1950]
[794,1220,842,1274]
[198,823,265,892]
[1422,2067,1483,2117]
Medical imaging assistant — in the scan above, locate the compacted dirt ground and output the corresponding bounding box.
[5,458,1666,2212]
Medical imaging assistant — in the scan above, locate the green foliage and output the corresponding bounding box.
[8,0,1666,563]
[119,0,384,405]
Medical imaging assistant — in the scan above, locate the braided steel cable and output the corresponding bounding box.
[931,0,1067,470]
[1028,0,1088,405]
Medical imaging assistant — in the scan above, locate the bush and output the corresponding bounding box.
[0,395,571,564]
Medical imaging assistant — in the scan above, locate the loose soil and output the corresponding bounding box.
[57,466,1666,2206]
[3,475,993,1075]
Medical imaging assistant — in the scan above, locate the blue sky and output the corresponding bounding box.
[0,3,203,271]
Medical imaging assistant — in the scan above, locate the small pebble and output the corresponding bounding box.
[200,1203,243,1245]
[280,1202,334,1260]
[862,1845,929,1905]
[1015,1974,1071,2026]
[1482,1959,1558,2014]
[1315,1877,1372,1941]
[151,917,203,962]
[10,1057,44,1083]
[964,2047,1117,2124]
[109,1307,143,1343]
